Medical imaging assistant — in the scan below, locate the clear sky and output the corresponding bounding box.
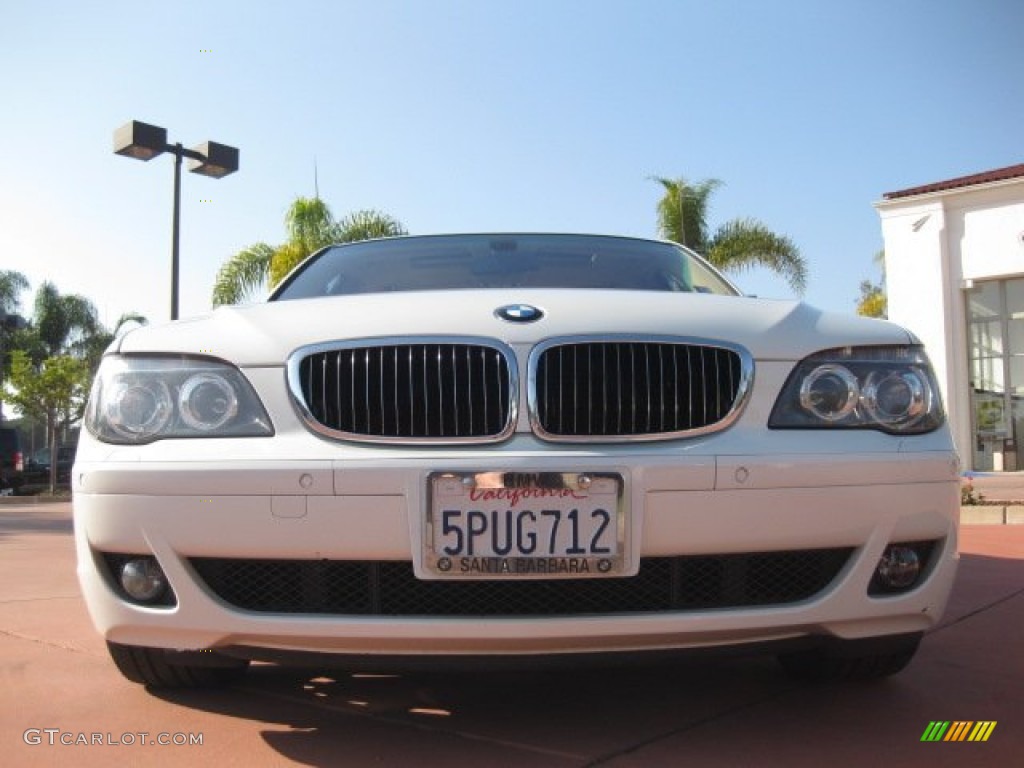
[2,0,1022,328]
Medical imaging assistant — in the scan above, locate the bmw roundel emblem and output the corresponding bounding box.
[495,304,544,323]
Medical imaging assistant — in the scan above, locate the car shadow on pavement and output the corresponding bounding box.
[148,659,798,765]
[150,657,799,766]
[142,549,1024,766]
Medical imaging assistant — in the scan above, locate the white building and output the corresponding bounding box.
[876,163,1024,471]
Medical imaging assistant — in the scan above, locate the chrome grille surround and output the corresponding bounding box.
[287,337,519,444]
[528,335,754,442]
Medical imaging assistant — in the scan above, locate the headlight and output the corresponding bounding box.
[86,356,274,444]
[769,346,944,435]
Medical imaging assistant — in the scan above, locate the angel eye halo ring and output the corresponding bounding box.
[178,373,239,431]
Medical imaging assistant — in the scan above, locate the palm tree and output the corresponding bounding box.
[0,270,30,422]
[652,176,808,295]
[6,284,130,457]
[81,312,148,372]
[19,283,143,372]
[856,250,887,318]
[212,198,406,306]
[0,270,29,315]
[32,282,101,359]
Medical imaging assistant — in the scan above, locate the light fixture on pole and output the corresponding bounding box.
[113,120,239,321]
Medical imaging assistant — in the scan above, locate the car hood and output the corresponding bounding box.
[115,290,914,366]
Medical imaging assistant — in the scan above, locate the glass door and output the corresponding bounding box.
[967,278,1024,471]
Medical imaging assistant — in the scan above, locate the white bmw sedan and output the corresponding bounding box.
[73,234,959,688]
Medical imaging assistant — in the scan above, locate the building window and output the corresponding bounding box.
[967,277,1024,471]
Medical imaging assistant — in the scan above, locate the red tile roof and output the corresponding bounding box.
[883,162,1024,199]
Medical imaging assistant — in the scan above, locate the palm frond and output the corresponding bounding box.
[333,209,407,243]
[268,241,310,289]
[707,218,807,295]
[111,313,147,336]
[61,294,100,334]
[0,270,30,313]
[212,199,407,303]
[285,197,336,251]
[33,282,101,356]
[75,313,148,374]
[651,176,722,251]
[874,249,886,282]
[211,242,275,306]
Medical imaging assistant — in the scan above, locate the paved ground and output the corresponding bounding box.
[1,501,1021,767]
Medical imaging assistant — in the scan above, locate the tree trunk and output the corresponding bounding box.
[47,410,57,496]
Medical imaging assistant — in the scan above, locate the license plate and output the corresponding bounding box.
[425,471,625,579]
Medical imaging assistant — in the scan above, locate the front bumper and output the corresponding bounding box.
[73,448,960,658]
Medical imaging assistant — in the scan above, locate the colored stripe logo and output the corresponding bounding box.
[921,721,997,742]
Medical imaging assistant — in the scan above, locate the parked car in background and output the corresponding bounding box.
[24,443,76,485]
[0,427,25,494]
[73,233,960,690]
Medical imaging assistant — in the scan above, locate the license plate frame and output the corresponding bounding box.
[424,471,625,580]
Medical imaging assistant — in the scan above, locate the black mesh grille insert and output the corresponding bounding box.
[534,341,746,437]
[296,343,513,439]
[190,549,852,616]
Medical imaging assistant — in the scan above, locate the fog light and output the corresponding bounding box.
[874,545,921,591]
[120,558,168,603]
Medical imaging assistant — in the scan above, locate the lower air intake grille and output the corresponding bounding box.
[190,548,852,616]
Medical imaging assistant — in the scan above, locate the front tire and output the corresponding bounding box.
[778,634,921,683]
[106,642,249,688]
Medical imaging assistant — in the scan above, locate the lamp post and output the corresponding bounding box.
[113,120,239,321]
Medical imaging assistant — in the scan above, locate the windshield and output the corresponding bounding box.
[271,234,740,301]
